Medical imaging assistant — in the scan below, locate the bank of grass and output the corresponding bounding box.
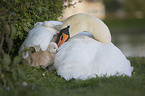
[0,57,145,96]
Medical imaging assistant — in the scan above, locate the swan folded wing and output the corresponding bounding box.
[20,21,63,52]
[92,43,133,77]
[54,36,99,80]
[54,36,133,80]
[20,26,56,52]
[54,44,92,80]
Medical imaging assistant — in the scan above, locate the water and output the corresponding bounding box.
[111,26,145,57]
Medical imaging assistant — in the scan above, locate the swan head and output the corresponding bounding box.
[57,13,111,47]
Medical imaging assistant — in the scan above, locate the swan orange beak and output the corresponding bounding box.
[57,26,70,47]
[57,33,69,47]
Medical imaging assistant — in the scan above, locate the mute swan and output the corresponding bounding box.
[54,13,133,80]
[20,21,62,68]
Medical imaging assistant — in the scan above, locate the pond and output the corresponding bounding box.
[111,26,145,57]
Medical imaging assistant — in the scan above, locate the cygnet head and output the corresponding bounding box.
[58,13,111,47]
[47,42,58,54]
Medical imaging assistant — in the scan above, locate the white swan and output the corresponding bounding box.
[19,21,62,68]
[54,13,133,80]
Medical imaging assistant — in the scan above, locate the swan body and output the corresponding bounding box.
[19,21,63,58]
[54,13,133,80]
[61,13,111,43]
[54,34,133,80]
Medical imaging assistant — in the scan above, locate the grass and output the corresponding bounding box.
[1,18,145,96]
[0,57,145,96]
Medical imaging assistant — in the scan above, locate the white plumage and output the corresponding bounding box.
[20,21,63,54]
[20,21,62,68]
[61,13,111,43]
[54,13,133,80]
[54,33,133,80]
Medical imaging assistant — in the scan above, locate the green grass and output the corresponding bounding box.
[1,18,145,96]
[0,57,145,96]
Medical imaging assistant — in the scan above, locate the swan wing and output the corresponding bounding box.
[20,21,62,52]
[92,43,133,77]
[20,25,55,52]
[54,36,133,80]
[54,36,98,80]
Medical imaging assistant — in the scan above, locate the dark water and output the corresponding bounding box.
[111,27,145,57]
